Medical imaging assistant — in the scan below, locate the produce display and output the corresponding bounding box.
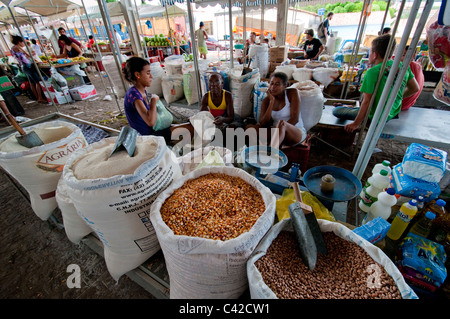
[39,56,89,66]
[160,173,266,240]
[144,34,174,47]
[255,231,402,299]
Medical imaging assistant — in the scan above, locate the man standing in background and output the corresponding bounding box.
[318,12,334,46]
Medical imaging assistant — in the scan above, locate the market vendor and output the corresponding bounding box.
[57,27,82,55]
[300,29,324,60]
[246,72,307,148]
[54,35,83,58]
[200,72,243,130]
[10,35,47,104]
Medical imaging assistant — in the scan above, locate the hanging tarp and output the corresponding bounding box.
[67,1,122,23]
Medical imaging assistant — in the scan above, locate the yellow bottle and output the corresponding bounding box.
[387,199,418,241]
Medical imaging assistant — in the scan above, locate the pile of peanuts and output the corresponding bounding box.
[160,173,266,241]
[255,231,402,299]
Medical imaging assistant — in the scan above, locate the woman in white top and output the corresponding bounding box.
[256,72,307,148]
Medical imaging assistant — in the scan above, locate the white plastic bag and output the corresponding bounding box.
[249,44,269,78]
[229,68,260,118]
[162,74,184,104]
[247,218,418,299]
[312,67,340,88]
[147,62,166,97]
[150,166,276,299]
[0,121,87,220]
[62,135,182,281]
[177,146,234,175]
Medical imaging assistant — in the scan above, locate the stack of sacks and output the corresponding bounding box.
[390,143,447,204]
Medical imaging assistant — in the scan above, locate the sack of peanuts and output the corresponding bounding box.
[150,166,276,298]
[0,121,87,220]
[55,177,93,244]
[247,218,418,299]
[62,135,182,281]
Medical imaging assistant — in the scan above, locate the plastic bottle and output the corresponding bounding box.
[363,161,392,189]
[427,199,448,243]
[410,211,436,238]
[359,169,390,213]
[387,199,418,241]
[362,188,397,224]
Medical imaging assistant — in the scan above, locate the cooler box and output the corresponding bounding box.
[69,85,97,101]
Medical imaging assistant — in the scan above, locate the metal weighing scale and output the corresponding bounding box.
[302,165,362,211]
[242,145,304,194]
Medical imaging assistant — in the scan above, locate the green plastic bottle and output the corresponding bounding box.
[387,199,418,241]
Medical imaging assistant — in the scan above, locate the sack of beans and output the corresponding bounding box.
[0,121,87,220]
[150,166,276,298]
[62,135,182,281]
[55,177,93,244]
[247,218,418,299]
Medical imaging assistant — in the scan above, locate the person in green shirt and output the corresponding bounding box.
[333,34,419,133]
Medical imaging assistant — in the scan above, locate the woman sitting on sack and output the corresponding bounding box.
[122,57,171,142]
[246,72,306,148]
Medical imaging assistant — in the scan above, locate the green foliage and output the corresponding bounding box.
[300,0,393,14]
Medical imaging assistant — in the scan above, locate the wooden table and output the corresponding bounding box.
[38,58,94,69]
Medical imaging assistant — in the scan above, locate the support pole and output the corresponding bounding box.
[228,0,234,68]
[352,0,433,179]
[82,0,122,114]
[7,6,58,111]
[186,0,202,107]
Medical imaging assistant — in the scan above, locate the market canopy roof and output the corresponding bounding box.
[8,0,83,17]
[67,1,122,23]
[0,5,39,26]
[160,0,353,8]
[138,3,187,18]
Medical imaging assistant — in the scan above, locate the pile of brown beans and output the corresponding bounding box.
[160,173,266,241]
[255,231,402,299]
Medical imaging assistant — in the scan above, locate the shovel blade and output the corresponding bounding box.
[15,131,44,148]
[109,126,137,157]
[289,202,317,271]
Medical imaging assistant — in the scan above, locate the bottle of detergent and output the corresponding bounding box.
[359,169,390,213]
[387,199,418,241]
[362,188,397,224]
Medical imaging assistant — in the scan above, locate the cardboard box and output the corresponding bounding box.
[69,85,97,101]
[269,62,281,74]
[39,81,55,93]
[288,51,304,59]
[269,46,288,63]
[44,87,73,104]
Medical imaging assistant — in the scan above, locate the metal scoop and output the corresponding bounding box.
[0,101,44,148]
[109,126,137,158]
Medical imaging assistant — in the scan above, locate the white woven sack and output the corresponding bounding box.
[63,136,182,281]
[162,75,184,104]
[291,80,325,131]
[229,68,260,118]
[0,120,87,220]
[150,166,276,299]
[55,177,93,244]
[247,218,419,299]
[292,68,313,82]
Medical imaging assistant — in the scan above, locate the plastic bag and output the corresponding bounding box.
[153,99,173,131]
[275,188,336,222]
[397,233,447,288]
[402,143,447,183]
[50,67,68,87]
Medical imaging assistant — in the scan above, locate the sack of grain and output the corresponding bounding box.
[290,80,325,131]
[150,166,276,298]
[62,135,182,281]
[147,62,166,97]
[55,178,92,244]
[247,218,418,299]
[312,67,340,88]
[0,121,87,220]
[229,68,260,118]
[162,74,184,104]
[292,68,314,82]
